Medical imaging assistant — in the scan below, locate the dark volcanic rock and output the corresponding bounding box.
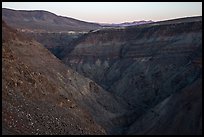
[127,78,202,135]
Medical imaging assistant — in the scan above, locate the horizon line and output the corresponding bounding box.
[2,7,202,24]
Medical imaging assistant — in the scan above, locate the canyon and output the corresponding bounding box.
[2,8,202,135]
[60,16,202,135]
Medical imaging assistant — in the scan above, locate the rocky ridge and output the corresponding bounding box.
[2,20,129,135]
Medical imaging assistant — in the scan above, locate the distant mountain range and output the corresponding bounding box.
[100,20,154,27]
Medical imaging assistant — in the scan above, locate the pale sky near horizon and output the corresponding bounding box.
[2,2,202,24]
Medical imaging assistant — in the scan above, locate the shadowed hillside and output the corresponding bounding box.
[2,20,129,135]
[2,8,102,32]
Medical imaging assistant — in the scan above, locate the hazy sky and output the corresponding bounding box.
[2,2,202,23]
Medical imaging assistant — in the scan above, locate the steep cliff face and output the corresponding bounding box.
[61,16,202,134]
[2,20,128,135]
